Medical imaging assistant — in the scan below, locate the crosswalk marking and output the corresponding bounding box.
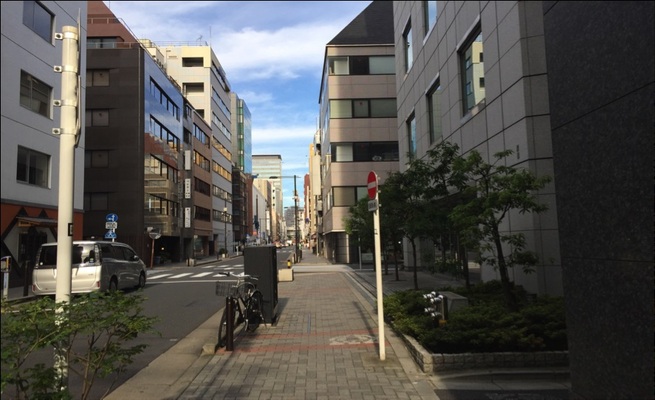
[146,267,243,283]
[170,273,193,279]
[147,274,172,280]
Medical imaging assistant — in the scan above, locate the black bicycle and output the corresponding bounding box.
[215,274,265,348]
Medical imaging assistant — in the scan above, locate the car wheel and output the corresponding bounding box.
[109,278,118,292]
[138,273,146,289]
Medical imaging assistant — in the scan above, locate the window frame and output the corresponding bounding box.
[20,71,51,118]
[407,113,416,158]
[16,145,50,188]
[423,1,438,37]
[459,26,485,114]
[427,79,442,144]
[23,1,53,42]
[403,21,413,73]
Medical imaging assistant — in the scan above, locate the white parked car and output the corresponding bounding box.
[32,241,146,295]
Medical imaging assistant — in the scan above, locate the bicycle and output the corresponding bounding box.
[215,274,265,348]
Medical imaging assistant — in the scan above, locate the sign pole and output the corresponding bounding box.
[368,171,385,361]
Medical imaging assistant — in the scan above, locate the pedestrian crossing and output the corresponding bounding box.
[146,264,244,282]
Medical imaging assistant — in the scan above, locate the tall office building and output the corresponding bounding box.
[252,155,283,241]
[393,1,561,295]
[1,1,87,287]
[318,1,399,263]
[85,2,187,263]
[159,44,234,255]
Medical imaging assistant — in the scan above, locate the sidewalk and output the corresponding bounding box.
[107,249,440,399]
[10,249,570,399]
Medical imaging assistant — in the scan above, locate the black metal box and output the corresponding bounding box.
[243,246,278,324]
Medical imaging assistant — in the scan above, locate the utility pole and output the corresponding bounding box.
[53,24,80,392]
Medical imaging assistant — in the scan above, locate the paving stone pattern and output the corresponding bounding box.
[179,272,427,399]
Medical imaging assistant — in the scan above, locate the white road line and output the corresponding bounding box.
[169,273,193,279]
[147,274,172,280]
[192,272,212,278]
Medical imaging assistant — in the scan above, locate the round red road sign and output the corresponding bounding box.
[367,171,378,199]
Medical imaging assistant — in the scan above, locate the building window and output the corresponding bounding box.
[193,151,210,172]
[427,80,442,144]
[331,142,399,162]
[329,99,397,119]
[460,28,485,113]
[23,1,52,42]
[87,70,110,87]
[184,83,204,94]
[194,206,211,222]
[84,193,108,210]
[87,37,118,49]
[85,110,109,127]
[150,79,180,120]
[424,1,438,36]
[149,116,181,152]
[407,114,416,157]
[368,56,395,74]
[327,56,395,76]
[332,186,368,207]
[329,100,352,118]
[193,124,209,147]
[85,150,109,168]
[182,57,204,67]
[403,21,413,73]
[328,57,349,75]
[194,178,211,196]
[145,194,179,217]
[20,71,51,117]
[16,146,49,187]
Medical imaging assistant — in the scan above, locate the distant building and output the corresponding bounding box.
[252,155,283,240]
[318,1,399,263]
[159,43,234,256]
[1,1,88,287]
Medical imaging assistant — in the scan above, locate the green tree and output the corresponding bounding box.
[450,150,551,311]
[1,291,158,400]
[343,197,374,261]
[379,173,408,280]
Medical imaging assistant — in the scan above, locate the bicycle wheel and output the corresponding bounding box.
[217,299,237,348]
[245,290,265,332]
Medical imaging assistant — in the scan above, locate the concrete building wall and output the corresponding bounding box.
[163,45,233,255]
[393,1,561,295]
[1,1,87,285]
[319,1,398,263]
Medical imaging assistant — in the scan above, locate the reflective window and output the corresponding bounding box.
[23,1,52,42]
[403,22,413,72]
[427,81,442,143]
[424,1,438,35]
[461,29,485,113]
[407,114,416,157]
[20,71,51,117]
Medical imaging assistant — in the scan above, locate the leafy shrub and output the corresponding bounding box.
[1,291,158,399]
[384,280,567,354]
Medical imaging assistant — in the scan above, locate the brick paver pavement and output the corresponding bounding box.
[179,270,437,400]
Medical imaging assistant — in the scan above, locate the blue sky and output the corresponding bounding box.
[103,1,372,207]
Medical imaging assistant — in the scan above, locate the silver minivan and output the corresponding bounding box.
[32,241,147,295]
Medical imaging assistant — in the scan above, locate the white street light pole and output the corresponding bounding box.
[53,24,80,391]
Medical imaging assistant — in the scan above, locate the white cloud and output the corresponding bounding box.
[213,23,341,81]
